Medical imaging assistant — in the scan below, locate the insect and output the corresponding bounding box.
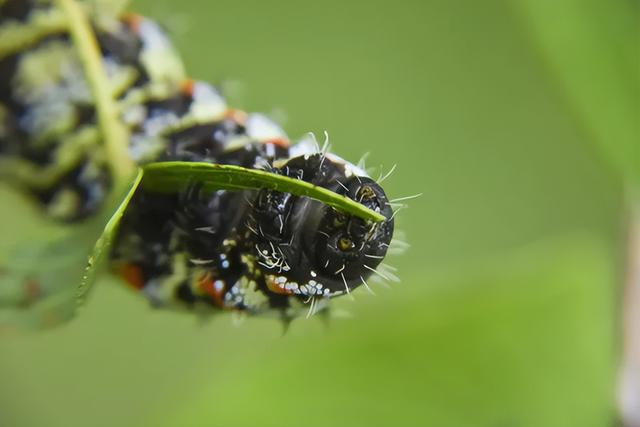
[0,0,396,321]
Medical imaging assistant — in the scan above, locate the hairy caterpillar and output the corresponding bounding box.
[0,0,396,321]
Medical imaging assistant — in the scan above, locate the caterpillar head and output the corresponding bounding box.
[251,154,394,298]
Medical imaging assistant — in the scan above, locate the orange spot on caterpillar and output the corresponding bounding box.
[265,137,290,148]
[196,272,225,307]
[121,13,143,33]
[117,263,145,290]
[224,109,248,125]
[180,79,196,97]
[265,276,293,295]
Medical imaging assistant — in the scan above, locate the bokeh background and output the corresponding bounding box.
[0,0,637,426]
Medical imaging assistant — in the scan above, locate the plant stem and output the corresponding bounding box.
[56,0,135,186]
[618,190,640,426]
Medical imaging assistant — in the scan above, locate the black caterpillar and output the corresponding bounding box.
[0,0,395,320]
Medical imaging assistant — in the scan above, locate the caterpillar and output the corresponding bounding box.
[0,0,396,321]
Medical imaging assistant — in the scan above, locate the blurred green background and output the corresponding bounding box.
[0,0,637,426]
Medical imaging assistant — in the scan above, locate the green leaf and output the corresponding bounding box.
[0,186,104,329]
[141,161,387,222]
[0,169,141,329]
[76,169,143,306]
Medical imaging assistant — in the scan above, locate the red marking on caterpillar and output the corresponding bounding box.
[121,12,143,33]
[224,109,248,125]
[180,79,196,97]
[265,137,289,149]
[117,263,145,290]
[196,272,225,307]
[265,276,294,295]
